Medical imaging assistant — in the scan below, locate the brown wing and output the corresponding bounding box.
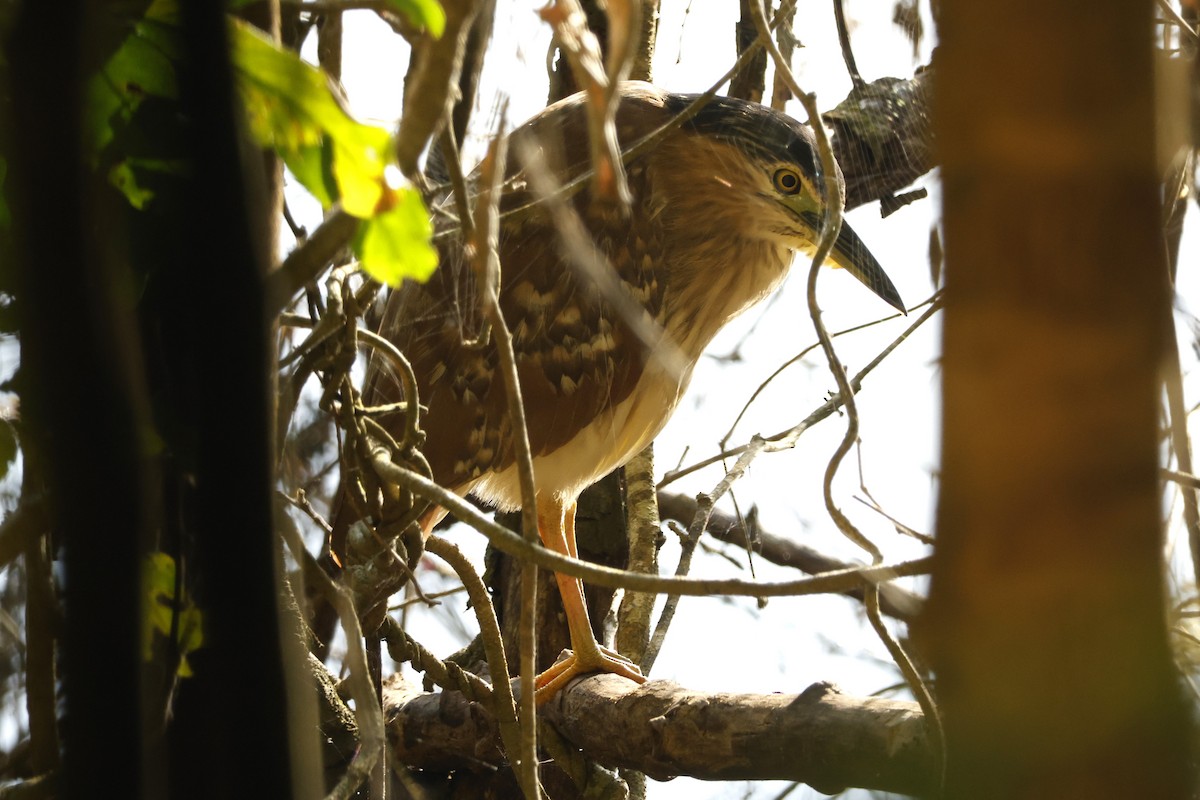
[364,87,674,493]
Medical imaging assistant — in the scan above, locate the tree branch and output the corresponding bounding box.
[380,673,934,796]
[656,491,923,621]
[826,68,935,213]
[371,439,930,598]
[264,206,358,317]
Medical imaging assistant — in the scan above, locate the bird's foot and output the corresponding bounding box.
[533,644,646,704]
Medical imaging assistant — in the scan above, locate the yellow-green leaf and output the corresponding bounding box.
[107,157,190,210]
[355,186,438,285]
[108,160,153,209]
[142,552,204,679]
[330,127,391,218]
[388,0,446,38]
[230,18,391,217]
[286,140,337,210]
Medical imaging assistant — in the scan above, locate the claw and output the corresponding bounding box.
[533,645,646,704]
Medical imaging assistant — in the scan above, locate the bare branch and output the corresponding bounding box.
[751,1,944,780]
[371,439,931,597]
[264,207,358,318]
[278,506,384,800]
[396,0,481,177]
[615,445,660,664]
[656,491,924,621]
[539,0,632,205]
[661,295,942,489]
[832,0,864,88]
[826,70,935,213]
[469,114,543,800]
[382,673,935,796]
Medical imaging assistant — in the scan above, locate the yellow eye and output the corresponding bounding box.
[773,168,801,195]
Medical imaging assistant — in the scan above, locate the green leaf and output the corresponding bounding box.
[108,160,155,209]
[142,552,204,679]
[107,157,190,209]
[85,16,182,159]
[285,140,337,210]
[355,185,437,286]
[230,19,391,217]
[387,0,446,38]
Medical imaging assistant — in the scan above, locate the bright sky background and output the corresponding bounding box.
[285,3,1200,798]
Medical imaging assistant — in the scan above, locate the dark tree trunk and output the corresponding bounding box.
[8,3,147,796]
[164,2,295,798]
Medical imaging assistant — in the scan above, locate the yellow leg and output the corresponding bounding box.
[532,496,645,704]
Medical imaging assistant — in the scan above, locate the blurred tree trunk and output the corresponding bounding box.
[165,3,298,798]
[926,1,1194,797]
[8,2,147,796]
[9,1,301,797]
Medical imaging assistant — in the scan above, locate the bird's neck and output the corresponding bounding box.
[641,136,796,359]
[663,235,793,359]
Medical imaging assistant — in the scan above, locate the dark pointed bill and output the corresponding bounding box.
[800,211,906,314]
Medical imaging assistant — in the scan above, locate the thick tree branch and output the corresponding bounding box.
[396,0,480,177]
[826,68,935,213]
[380,673,933,796]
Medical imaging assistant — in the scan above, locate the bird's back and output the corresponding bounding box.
[364,87,680,508]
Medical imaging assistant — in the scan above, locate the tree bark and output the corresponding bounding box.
[8,2,147,796]
[826,69,935,214]
[380,672,934,796]
[925,1,1194,797]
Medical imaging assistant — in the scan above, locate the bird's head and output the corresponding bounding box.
[658,91,906,314]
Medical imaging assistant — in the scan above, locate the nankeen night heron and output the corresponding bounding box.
[346,82,904,702]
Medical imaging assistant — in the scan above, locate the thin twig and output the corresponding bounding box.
[437,125,475,242]
[539,0,632,205]
[656,491,924,621]
[719,298,931,451]
[644,428,776,669]
[395,0,482,177]
[368,444,930,597]
[380,616,493,698]
[751,0,943,785]
[616,445,660,666]
[470,112,543,800]
[832,0,864,88]
[1157,0,1199,40]
[1164,468,1200,490]
[769,0,797,109]
[389,585,465,609]
[431,20,782,246]
[278,507,384,800]
[423,536,526,770]
[1164,320,1200,591]
[659,295,942,489]
[356,327,423,449]
[264,206,358,317]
